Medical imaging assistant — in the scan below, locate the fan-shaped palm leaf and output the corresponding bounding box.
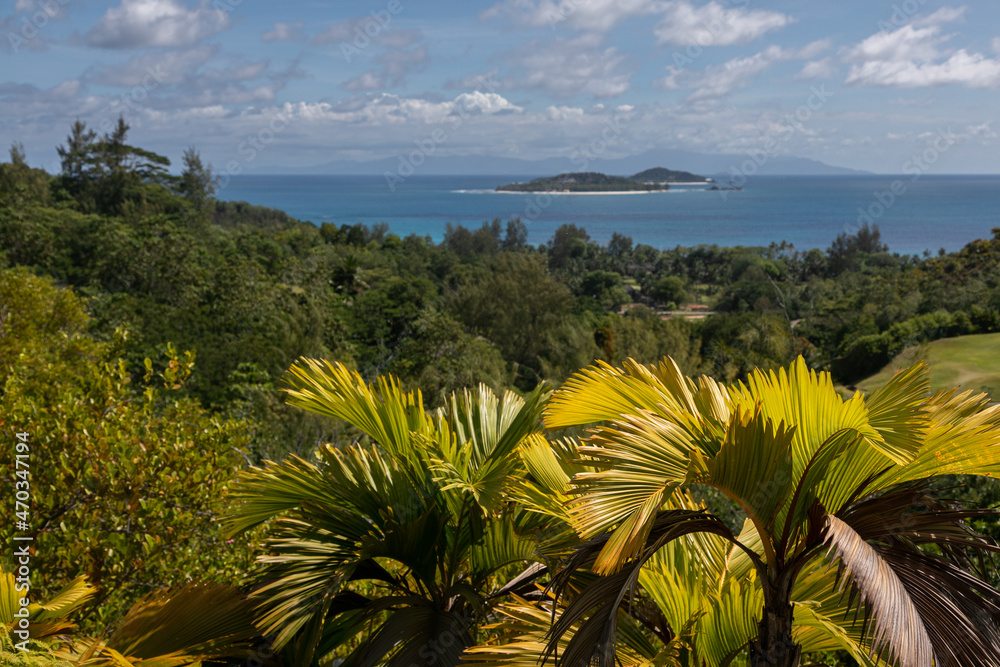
[67,583,261,666]
[536,355,1000,667]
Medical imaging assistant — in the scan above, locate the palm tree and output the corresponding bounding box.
[523,356,1000,667]
[225,359,560,666]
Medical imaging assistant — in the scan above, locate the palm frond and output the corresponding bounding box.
[822,514,933,667]
[544,357,730,431]
[463,594,652,667]
[544,509,743,667]
[282,358,434,463]
[863,362,931,457]
[469,517,540,579]
[520,434,574,493]
[695,577,762,667]
[0,569,96,641]
[72,583,261,666]
[685,406,794,552]
[834,485,1000,667]
[877,387,1000,488]
[567,410,704,572]
[731,357,895,480]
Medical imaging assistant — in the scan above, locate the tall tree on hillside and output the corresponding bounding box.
[179,146,218,211]
[9,141,27,167]
[55,117,172,215]
[55,119,98,203]
[56,119,97,181]
[827,223,889,274]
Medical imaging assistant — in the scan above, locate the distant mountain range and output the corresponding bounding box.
[264,148,870,177]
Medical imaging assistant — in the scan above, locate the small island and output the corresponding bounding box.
[630,167,712,184]
[496,167,711,193]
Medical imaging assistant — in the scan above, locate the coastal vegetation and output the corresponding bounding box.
[3,124,1000,665]
[630,166,711,183]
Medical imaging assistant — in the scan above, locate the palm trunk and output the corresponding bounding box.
[749,572,801,667]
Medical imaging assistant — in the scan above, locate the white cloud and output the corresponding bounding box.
[343,71,385,91]
[80,45,286,111]
[797,57,836,80]
[481,0,662,32]
[262,22,305,43]
[340,45,429,90]
[654,0,792,46]
[273,92,524,126]
[659,45,795,101]
[912,6,967,27]
[545,105,586,121]
[501,34,633,98]
[686,45,787,101]
[86,0,229,49]
[482,0,791,47]
[844,6,1000,88]
[843,24,947,64]
[964,121,997,144]
[454,91,523,114]
[797,39,833,60]
[846,50,1000,88]
[13,0,67,18]
[653,66,683,90]
[0,78,98,127]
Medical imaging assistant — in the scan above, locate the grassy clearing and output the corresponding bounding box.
[853,333,1000,399]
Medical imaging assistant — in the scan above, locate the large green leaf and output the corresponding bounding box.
[282,358,434,465]
[429,387,515,517]
[72,583,261,666]
[544,358,729,431]
[685,407,794,555]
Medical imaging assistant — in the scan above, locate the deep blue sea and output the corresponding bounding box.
[216,174,1000,256]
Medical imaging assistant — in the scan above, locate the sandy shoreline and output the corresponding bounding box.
[452,182,714,195]
[494,189,671,195]
[490,182,713,194]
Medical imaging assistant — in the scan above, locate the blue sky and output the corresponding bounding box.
[2,0,999,173]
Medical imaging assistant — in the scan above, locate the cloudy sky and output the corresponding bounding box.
[2,0,999,173]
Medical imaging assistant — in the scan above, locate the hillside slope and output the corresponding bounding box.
[854,333,1000,399]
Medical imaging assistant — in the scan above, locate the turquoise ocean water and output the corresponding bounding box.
[216,174,1000,255]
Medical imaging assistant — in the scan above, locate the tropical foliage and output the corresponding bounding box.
[0,269,257,629]
[4,128,1000,665]
[61,583,263,666]
[225,360,559,665]
[520,356,1000,667]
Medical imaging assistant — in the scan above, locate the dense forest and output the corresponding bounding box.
[3,120,1000,666]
